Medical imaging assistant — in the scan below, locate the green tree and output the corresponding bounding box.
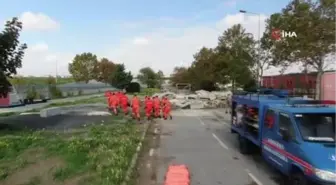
[137,67,159,88]
[170,67,191,85]
[95,58,116,83]
[68,52,98,83]
[263,0,335,99]
[156,70,164,88]
[215,24,256,89]
[108,64,133,89]
[0,17,27,97]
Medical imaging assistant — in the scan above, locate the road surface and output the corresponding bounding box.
[148,109,283,185]
[0,94,104,113]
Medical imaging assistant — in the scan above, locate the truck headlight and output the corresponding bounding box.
[315,168,336,182]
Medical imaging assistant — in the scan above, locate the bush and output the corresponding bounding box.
[199,80,218,91]
[126,82,140,93]
[49,85,63,98]
[66,91,74,97]
[78,89,83,95]
[142,88,160,95]
[26,86,37,100]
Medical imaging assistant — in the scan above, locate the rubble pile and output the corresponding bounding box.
[153,90,232,109]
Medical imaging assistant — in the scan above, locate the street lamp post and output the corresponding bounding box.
[239,10,262,88]
[55,60,58,84]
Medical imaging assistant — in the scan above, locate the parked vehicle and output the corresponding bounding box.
[231,89,336,185]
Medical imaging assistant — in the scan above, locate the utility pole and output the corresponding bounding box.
[239,10,262,87]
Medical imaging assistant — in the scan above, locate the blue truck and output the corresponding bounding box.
[230,89,336,185]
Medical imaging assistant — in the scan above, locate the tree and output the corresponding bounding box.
[126,82,140,93]
[156,70,165,88]
[137,67,159,88]
[170,67,191,85]
[108,64,133,89]
[0,17,27,97]
[95,58,116,83]
[68,52,98,83]
[263,0,335,99]
[215,24,256,89]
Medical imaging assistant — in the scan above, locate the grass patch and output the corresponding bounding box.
[0,112,17,117]
[0,117,142,185]
[44,96,106,108]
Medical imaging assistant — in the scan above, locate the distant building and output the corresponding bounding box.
[262,71,335,101]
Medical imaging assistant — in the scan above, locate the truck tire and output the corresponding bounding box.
[238,135,250,154]
[289,172,309,185]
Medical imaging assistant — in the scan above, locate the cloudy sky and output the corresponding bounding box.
[1,0,304,77]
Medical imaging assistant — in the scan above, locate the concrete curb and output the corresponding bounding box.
[121,122,150,185]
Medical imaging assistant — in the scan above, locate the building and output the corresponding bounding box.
[262,71,335,101]
[321,71,335,101]
[262,72,317,97]
[262,73,317,90]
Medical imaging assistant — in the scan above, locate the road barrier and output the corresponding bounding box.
[164,164,190,185]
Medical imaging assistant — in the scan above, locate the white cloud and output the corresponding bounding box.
[17,42,74,76]
[133,37,149,45]
[19,12,60,31]
[106,13,272,76]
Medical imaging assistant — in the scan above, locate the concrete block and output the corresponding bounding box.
[40,107,61,117]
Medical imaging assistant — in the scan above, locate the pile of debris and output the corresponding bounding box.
[153,90,232,109]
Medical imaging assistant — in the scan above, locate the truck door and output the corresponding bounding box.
[261,108,285,170]
[276,112,299,173]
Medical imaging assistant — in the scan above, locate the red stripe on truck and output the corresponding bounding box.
[262,139,313,174]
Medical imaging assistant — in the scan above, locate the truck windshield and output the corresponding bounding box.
[295,113,335,143]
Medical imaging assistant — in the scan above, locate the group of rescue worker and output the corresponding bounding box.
[105,91,172,121]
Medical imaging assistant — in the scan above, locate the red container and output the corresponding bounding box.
[321,71,336,101]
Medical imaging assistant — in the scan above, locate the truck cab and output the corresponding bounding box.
[231,89,335,185]
[261,104,336,185]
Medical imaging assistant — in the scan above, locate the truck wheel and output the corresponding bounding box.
[238,135,250,154]
[289,172,309,185]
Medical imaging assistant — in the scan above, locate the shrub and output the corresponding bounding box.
[49,85,63,98]
[142,88,160,95]
[126,82,140,93]
[26,86,37,100]
[199,80,218,91]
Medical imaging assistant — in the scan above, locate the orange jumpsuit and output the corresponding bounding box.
[109,94,119,115]
[120,94,129,115]
[107,92,113,108]
[145,98,154,119]
[153,97,161,118]
[131,96,140,120]
[163,98,172,120]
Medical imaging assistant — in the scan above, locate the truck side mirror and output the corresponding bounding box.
[280,129,290,141]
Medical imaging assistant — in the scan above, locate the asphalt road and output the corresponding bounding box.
[0,94,104,113]
[155,109,283,185]
[0,105,112,131]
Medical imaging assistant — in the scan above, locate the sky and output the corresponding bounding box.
[0,0,307,77]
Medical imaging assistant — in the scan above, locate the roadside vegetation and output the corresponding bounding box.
[0,116,142,185]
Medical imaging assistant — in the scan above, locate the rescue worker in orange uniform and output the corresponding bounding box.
[145,96,154,120]
[161,96,167,118]
[162,96,172,120]
[109,92,119,115]
[120,92,129,115]
[131,94,141,121]
[153,95,161,118]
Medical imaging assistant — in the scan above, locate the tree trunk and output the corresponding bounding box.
[315,69,323,100]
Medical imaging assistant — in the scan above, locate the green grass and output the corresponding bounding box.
[44,96,106,108]
[0,116,142,185]
[0,112,17,117]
